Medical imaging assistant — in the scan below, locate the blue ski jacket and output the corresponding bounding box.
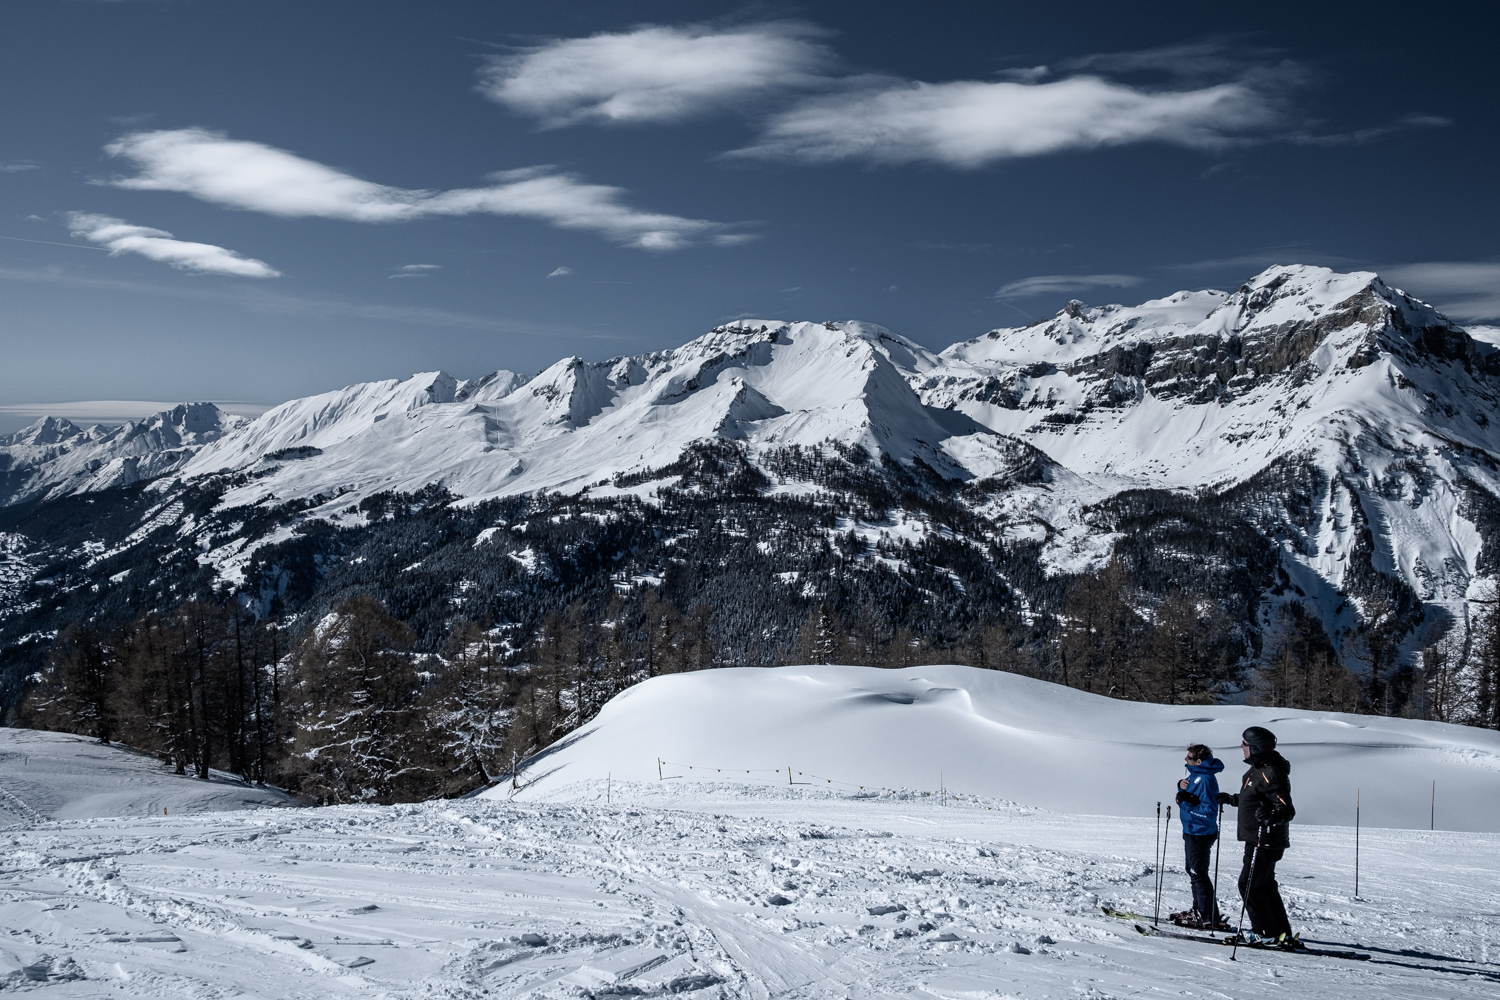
[1177,757,1224,835]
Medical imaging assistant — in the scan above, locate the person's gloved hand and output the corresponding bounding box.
[1215,792,1235,806]
[1175,789,1200,806]
[1257,802,1293,827]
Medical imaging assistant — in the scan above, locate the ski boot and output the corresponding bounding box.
[1273,932,1307,952]
[1168,909,1198,927]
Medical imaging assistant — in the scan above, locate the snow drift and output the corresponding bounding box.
[498,664,1500,832]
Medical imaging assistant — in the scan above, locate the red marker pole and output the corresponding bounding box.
[1354,788,1361,899]
[1431,780,1436,831]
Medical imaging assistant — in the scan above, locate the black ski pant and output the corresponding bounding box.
[1237,841,1292,937]
[1183,833,1220,921]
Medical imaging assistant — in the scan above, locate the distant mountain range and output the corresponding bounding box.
[3,264,1496,701]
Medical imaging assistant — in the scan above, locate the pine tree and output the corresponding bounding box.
[22,623,115,742]
[1471,590,1500,729]
[1059,559,1141,697]
[1140,592,1227,704]
[424,620,512,796]
[288,596,435,803]
[797,604,842,664]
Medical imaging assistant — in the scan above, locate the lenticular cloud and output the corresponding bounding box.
[996,273,1143,299]
[479,22,831,127]
[66,212,280,278]
[103,128,735,250]
[734,75,1281,168]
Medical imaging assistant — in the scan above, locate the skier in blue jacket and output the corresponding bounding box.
[1169,744,1226,929]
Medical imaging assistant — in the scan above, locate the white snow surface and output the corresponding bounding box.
[3,671,1499,998]
[501,665,1500,833]
[0,729,295,824]
[940,289,1230,367]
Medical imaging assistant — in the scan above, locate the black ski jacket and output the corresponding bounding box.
[1221,751,1295,848]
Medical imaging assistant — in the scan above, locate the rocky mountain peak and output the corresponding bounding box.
[1,415,84,448]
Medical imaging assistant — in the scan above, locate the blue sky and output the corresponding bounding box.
[2,0,1496,430]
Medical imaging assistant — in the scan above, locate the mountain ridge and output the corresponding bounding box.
[3,263,1497,703]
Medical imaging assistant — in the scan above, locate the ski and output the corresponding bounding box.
[1134,922,1225,944]
[1103,907,1232,933]
[1133,924,1370,961]
[1101,906,1153,922]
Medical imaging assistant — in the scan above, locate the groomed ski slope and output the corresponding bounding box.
[499,665,1500,833]
[0,728,295,827]
[3,670,1499,998]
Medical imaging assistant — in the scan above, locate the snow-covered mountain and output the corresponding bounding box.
[0,402,247,506]
[3,264,1497,679]
[920,266,1500,630]
[166,321,967,509]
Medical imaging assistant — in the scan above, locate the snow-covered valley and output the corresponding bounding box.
[3,666,1499,998]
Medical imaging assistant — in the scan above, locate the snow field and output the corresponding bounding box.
[2,786,1496,998]
[0,729,295,827]
[500,665,1500,832]
[5,663,1500,999]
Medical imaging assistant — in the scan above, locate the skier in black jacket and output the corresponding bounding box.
[1215,726,1299,947]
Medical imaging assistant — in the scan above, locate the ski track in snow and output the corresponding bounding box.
[1,781,1497,998]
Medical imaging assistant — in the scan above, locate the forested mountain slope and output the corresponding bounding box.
[3,265,1498,736]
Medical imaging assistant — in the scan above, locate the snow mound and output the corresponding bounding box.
[0,728,296,825]
[496,665,1500,832]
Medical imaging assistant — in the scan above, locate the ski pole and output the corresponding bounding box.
[1211,803,1224,927]
[1153,802,1162,925]
[1231,825,1265,961]
[1158,805,1173,924]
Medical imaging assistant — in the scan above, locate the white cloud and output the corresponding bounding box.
[479,22,831,127]
[103,128,735,250]
[996,273,1141,299]
[547,266,574,278]
[1382,262,1500,322]
[733,75,1280,168]
[66,212,280,278]
[1,161,39,173]
[389,263,440,279]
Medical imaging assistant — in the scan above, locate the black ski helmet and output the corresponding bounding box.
[1242,726,1277,754]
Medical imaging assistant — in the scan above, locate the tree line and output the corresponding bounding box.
[24,551,1496,806]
